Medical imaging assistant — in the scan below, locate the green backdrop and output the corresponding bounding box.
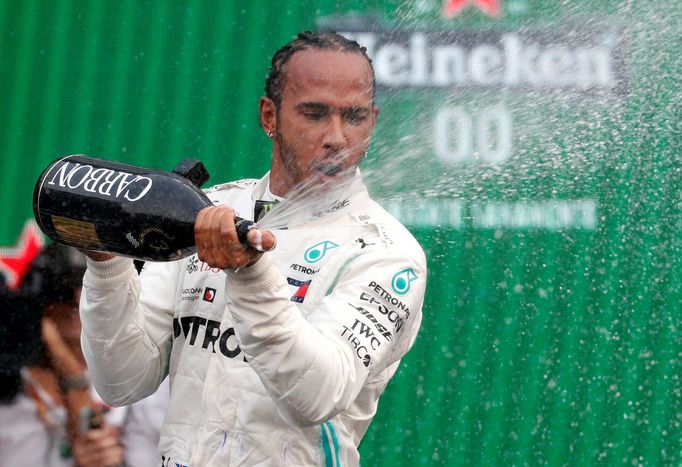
[1,1,680,465]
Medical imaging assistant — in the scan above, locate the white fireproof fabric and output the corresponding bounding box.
[80,172,426,466]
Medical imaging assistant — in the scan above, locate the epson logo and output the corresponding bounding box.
[47,161,153,202]
[366,282,411,319]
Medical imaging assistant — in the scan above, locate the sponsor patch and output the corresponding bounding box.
[254,200,278,222]
[391,268,418,295]
[180,287,203,302]
[347,302,393,342]
[349,318,382,350]
[355,238,375,249]
[203,287,216,303]
[287,277,312,303]
[358,294,405,333]
[289,263,319,275]
[340,326,372,368]
[173,316,245,360]
[186,256,199,274]
[186,256,222,274]
[366,281,412,319]
[304,241,338,263]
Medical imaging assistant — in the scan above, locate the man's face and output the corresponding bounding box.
[265,49,378,196]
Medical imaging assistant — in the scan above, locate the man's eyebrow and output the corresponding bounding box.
[296,102,372,112]
[344,106,371,114]
[296,102,330,111]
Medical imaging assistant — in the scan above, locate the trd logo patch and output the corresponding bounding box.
[287,277,312,303]
[202,287,216,303]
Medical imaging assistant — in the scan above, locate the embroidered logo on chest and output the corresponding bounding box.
[304,241,338,263]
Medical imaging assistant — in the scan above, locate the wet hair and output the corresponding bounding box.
[0,244,87,403]
[20,243,86,309]
[264,30,376,107]
[0,292,36,403]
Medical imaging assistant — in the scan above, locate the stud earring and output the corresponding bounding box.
[266,130,273,138]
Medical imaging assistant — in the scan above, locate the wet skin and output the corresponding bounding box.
[195,48,379,270]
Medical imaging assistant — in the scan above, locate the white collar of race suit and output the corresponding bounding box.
[251,169,369,227]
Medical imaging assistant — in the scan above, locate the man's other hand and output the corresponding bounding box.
[195,206,276,270]
[73,425,124,467]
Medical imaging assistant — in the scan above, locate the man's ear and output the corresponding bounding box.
[259,96,277,136]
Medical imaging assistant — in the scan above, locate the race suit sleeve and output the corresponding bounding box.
[225,248,426,427]
[79,257,178,406]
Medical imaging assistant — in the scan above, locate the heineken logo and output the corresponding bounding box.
[335,28,626,94]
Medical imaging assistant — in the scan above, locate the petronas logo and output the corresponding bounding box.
[304,241,339,263]
[392,268,418,295]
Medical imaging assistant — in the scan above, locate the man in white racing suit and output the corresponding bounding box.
[79,31,427,466]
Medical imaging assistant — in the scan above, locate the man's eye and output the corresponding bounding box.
[345,111,368,125]
[304,111,326,120]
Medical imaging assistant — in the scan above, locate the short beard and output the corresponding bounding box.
[273,108,360,194]
[275,124,305,189]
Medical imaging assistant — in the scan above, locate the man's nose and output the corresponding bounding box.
[322,115,347,151]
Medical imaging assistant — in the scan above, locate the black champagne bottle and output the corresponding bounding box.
[33,155,252,261]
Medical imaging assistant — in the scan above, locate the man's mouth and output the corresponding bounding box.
[319,163,343,177]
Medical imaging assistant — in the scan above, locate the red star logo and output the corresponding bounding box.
[442,0,501,18]
[0,220,44,289]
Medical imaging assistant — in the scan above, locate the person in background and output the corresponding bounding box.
[0,244,124,466]
[80,31,427,466]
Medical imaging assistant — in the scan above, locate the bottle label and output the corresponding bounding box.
[46,160,153,202]
[51,215,102,249]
